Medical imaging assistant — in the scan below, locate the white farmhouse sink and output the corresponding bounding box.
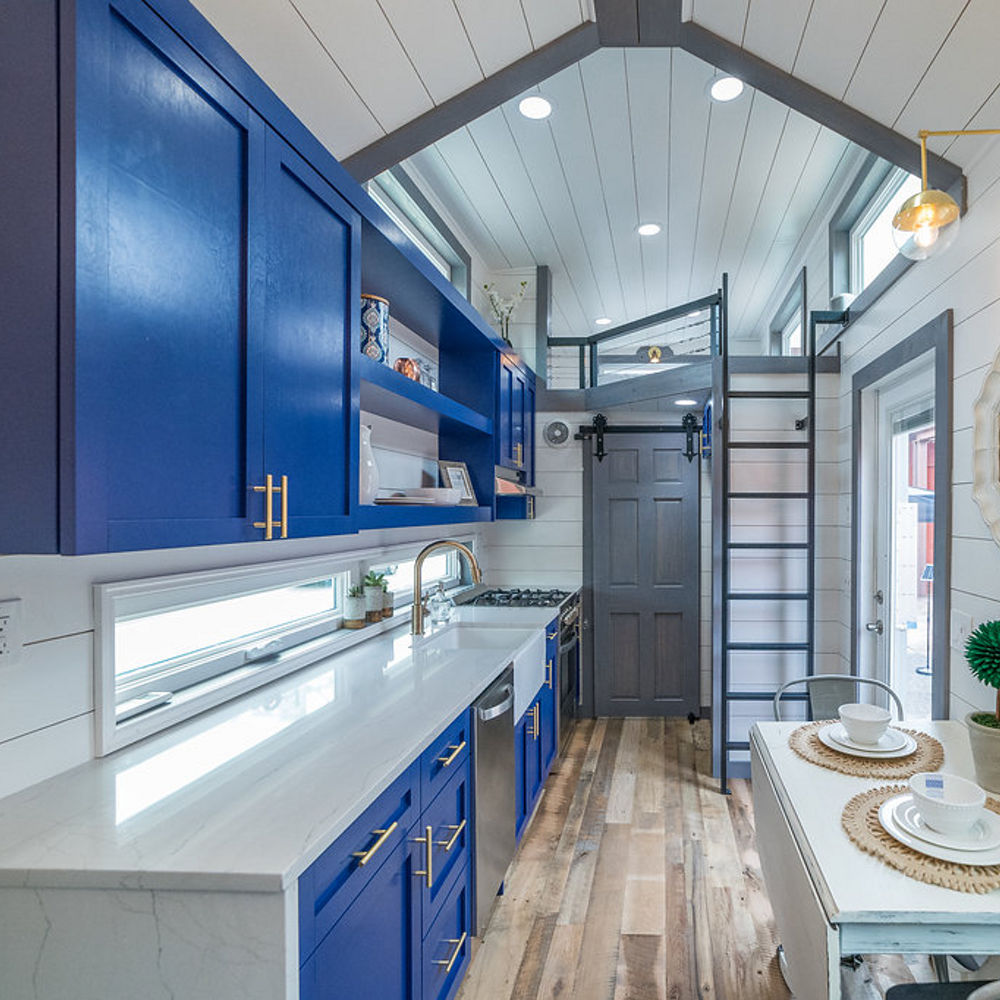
[417,623,545,719]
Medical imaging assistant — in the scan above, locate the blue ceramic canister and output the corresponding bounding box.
[360,294,390,364]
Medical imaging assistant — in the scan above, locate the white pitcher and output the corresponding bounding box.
[359,424,380,504]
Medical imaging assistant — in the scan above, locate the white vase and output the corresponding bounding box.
[344,596,367,629]
[966,711,1000,793]
[359,424,380,504]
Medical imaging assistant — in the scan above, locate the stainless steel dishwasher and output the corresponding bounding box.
[472,665,515,937]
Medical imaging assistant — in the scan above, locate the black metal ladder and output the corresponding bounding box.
[714,300,847,793]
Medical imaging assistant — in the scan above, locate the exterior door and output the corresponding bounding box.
[591,431,700,716]
[859,364,935,719]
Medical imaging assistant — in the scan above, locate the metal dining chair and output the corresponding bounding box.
[886,982,1000,999]
[772,673,905,722]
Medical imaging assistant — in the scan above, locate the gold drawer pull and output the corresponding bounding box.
[279,474,288,539]
[252,474,276,540]
[436,819,466,853]
[434,932,467,974]
[534,703,540,740]
[413,825,433,888]
[514,442,523,466]
[547,630,558,640]
[527,703,539,740]
[352,820,398,867]
[437,740,466,767]
[545,660,553,689]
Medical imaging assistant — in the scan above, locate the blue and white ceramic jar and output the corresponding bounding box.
[360,294,390,364]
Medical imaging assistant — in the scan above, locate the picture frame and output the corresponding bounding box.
[438,460,478,506]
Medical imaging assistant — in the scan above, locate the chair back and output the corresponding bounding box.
[772,674,905,722]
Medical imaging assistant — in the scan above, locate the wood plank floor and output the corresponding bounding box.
[457,717,935,1000]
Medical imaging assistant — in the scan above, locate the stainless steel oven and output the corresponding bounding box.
[556,597,581,754]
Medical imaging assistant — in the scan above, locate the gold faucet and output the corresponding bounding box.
[411,539,482,636]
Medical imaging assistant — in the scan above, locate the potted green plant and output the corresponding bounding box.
[344,585,367,630]
[965,619,1000,792]
[381,578,394,619]
[363,571,385,624]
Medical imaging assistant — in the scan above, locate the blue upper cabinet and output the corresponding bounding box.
[496,354,535,482]
[72,0,269,552]
[260,133,359,540]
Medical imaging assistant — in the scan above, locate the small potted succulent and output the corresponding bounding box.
[363,571,385,624]
[344,585,367,630]
[965,619,1000,792]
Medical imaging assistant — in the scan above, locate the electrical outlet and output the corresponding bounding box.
[0,599,23,667]
[951,609,974,650]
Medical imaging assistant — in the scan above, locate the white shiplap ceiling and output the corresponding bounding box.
[404,47,863,341]
[688,0,1000,169]
[188,0,593,160]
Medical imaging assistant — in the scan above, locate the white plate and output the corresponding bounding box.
[373,496,436,505]
[878,794,1000,866]
[891,795,1000,852]
[828,723,908,753]
[817,723,916,759]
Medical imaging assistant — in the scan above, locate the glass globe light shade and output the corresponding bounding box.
[892,188,960,260]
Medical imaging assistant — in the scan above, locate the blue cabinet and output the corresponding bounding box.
[540,617,559,776]
[64,0,360,552]
[497,354,535,479]
[299,713,473,1000]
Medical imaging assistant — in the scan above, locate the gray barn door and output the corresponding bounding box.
[591,432,700,716]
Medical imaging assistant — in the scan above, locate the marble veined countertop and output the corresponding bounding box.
[0,622,538,893]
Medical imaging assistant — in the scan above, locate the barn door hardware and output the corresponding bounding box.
[576,412,700,463]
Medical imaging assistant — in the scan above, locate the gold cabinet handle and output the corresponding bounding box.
[527,703,539,740]
[434,933,467,974]
[527,495,534,519]
[352,820,398,867]
[279,474,288,539]
[437,740,466,767]
[252,474,276,540]
[436,819,466,853]
[534,703,540,741]
[413,825,433,888]
[514,441,523,466]
[547,630,558,640]
[545,660,553,690]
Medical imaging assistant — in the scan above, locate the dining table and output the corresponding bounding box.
[750,720,1000,1000]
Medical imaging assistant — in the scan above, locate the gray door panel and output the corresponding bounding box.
[592,432,700,716]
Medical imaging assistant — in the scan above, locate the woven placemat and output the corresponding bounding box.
[789,720,944,778]
[842,785,1000,894]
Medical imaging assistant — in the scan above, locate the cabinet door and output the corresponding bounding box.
[539,682,556,778]
[261,131,359,538]
[514,713,527,840]
[524,375,536,486]
[302,834,420,1000]
[524,700,542,817]
[497,356,515,470]
[511,366,526,471]
[73,0,266,552]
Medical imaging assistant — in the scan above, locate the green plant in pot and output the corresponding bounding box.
[363,571,385,624]
[965,619,1000,792]
[344,585,367,630]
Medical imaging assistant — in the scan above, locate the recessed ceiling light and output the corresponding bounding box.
[708,76,744,102]
[674,398,698,406]
[595,317,612,326]
[637,222,661,236]
[519,96,552,120]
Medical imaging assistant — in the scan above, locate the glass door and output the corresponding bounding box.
[860,364,935,719]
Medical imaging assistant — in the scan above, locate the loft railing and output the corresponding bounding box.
[546,288,724,391]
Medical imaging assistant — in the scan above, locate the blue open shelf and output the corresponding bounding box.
[355,504,493,531]
[358,355,492,435]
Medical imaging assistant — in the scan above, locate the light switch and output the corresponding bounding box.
[951,609,973,650]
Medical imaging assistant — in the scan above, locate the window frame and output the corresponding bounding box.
[848,168,920,295]
[366,166,472,300]
[95,538,478,754]
[768,268,806,356]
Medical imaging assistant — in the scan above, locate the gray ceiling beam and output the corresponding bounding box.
[342,22,600,181]
[596,0,682,45]
[678,20,963,194]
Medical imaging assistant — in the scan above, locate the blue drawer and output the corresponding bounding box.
[298,762,418,965]
[418,753,472,932]
[420,709,471,809]
[421,863,472,1000]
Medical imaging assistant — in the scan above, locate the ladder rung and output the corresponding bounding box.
[727,542,809,550]
[727,491,810,500]
[726,642,810,651]
[728,390,810,399]
[727,592,809,601]
[726,691,808,702]
[728,441,809,450]
[725,741,751,751]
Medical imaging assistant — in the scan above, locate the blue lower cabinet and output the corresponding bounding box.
[421,871,472,1000]
[301,834,421,1000]
[539,682,556,778]
[514,712,528,840]
[419,759,471,927]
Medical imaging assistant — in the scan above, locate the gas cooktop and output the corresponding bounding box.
[470,587,571,608]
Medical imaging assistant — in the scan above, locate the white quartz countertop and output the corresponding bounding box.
[0,622,538,893]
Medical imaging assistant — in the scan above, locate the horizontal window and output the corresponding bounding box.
[850,170,921,294]
[366,551,461,605]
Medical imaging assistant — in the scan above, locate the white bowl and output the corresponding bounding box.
[909,771,986,837]
[838,702,891,746]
